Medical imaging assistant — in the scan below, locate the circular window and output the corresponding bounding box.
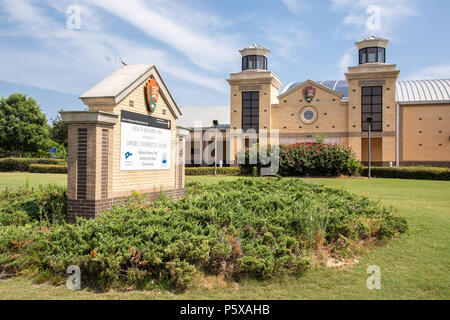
[303,110,314,121]
[299,106,318,124]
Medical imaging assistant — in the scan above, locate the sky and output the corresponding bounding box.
[0,0,449,121]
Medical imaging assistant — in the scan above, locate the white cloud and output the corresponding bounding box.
[337,48,357,75]
[406,64,450,80]
[331,0,418,39]
[0,0,228,95]
[282,0,311,13]
[86,0,238,72]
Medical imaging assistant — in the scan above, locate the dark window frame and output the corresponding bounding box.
[361,86,383,132]
[359,47,386,64]
[242,91,259,132]
[242,55,267,71]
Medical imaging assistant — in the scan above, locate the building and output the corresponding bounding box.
[182,36,450,167]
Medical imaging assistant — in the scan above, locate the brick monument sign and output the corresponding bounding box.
[61,65,188,221]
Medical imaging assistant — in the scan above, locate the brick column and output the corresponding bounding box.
[61,111,118,222]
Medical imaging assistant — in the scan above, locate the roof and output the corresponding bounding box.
[396,79,450,104]
[280,79,450,104]
[81,64,153,99]
[280,80,350,98]
[80,64,182,117]
[357,35,389,42]
[178,106,230,129]
[242,44,269,51]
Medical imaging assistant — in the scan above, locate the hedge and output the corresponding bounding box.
[185,166,240,176]
[361,166,450,180]
[0,158,66,172]
[29,164,68,174]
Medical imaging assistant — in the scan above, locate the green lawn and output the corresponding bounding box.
[0,173,449,299]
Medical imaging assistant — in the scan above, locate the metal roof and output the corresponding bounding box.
[280,79,450,104]
[280,80,350,98]
[396,79,450,104]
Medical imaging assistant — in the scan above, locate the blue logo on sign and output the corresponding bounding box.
[162,153,167,166]
[125,152,133,159]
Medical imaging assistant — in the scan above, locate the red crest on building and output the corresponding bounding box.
[145,79,159,112]
[303,86,316,103]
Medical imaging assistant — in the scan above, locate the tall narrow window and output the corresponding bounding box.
[242,91,259,132]
[361,86,382,132]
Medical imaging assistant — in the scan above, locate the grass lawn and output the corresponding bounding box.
[0,173,449,299]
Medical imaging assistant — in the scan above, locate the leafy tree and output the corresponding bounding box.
[50,111,68,149]
[0,93,50,157]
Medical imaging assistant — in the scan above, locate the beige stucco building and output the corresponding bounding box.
[182,36,450,167]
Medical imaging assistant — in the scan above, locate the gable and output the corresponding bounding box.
[277,79,345,100]
[80,65,181,119]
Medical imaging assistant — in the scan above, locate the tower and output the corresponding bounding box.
[227,45,282,163]
[345,36,400,166]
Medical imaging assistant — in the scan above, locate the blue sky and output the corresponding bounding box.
[0,0,449,121]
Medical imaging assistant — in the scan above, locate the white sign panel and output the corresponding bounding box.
[120,110,171,170]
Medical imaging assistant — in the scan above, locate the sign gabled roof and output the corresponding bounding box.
[80,64,181,118]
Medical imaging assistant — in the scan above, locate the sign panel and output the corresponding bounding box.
[120,110,171,171]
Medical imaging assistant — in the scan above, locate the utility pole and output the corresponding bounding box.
[367,116,373,178]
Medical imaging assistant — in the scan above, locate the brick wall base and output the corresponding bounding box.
[67,188,185,222]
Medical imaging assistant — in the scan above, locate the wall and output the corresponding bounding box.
[272,82,348,145]
[107,80,178,198]
[401,104,450,164]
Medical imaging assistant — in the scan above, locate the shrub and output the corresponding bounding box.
[0,178,406,291]
[0,184,67,226]
[29,164,67,174]
[361,166,450,181]
[278,142,361,176]
[0,158,66,172]
[237,144,276,176]
[185,167,240,176]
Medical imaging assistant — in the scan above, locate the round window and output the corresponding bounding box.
[299,106,318,124]
[303,110,315,121]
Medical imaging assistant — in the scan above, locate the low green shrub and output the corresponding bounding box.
[0,158,66,172]
[0,178,406,291]
[29,164,67,174]
[0,184,67,226]
[279,142,361,176]
[361,166,450,180]
[185,167,240,176]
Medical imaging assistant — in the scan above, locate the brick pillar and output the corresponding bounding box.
[61,111,118,222]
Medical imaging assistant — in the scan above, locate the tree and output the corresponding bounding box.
[50,111,68,149]
[0,93,50,157]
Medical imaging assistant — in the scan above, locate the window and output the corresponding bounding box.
[359,47,386,64]
[242,91,259,132]
[242,55,267,70]
[303,110,315,121]
[361,86,382,132]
